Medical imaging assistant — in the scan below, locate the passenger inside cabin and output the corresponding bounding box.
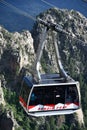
[55,87,65,104]
[67,87,78,103]
[30,93,37,101]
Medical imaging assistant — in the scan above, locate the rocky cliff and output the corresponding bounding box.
[0,27,35,130]
[0,7,87,130]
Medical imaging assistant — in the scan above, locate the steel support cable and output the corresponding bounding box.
[0,0,86,45]
[41,0,87,23]
[38,18,87,46]
[0,0,36,21]
[41,0,87,45]
[41,0,57,8]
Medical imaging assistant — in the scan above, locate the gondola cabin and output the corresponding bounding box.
[19,74,80,117]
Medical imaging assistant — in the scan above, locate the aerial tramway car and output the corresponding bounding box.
[19,19,81,117]
[19,75,80,117]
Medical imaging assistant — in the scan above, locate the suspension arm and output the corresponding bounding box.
[33,27,48,82]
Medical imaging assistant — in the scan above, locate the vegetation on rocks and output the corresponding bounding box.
[0,8,87,130]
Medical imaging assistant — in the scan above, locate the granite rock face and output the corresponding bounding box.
[0,7,87,129]
[0,27,35,130]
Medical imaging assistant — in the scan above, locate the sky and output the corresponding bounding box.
[0,0,87,31]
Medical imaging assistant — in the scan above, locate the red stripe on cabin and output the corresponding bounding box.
[28,104,55,111]
[19,96,27,108]
[28,106,35,109]
[74,102,79,106]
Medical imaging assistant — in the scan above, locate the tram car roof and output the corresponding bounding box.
[24,73,74,86]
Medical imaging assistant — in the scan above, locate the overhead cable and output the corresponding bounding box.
[41,0,57,8]
[0,0,36,21]
[0,0,87,45]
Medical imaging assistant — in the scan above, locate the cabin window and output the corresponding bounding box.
[20,80,31,104]
[29,85,66,105]
[29,84,79,106]
[65,86,79,103]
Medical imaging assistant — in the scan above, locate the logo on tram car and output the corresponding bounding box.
[38,105,54,111]
[29,103,79,112]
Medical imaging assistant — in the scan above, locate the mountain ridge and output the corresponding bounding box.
[0,7,87,130]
